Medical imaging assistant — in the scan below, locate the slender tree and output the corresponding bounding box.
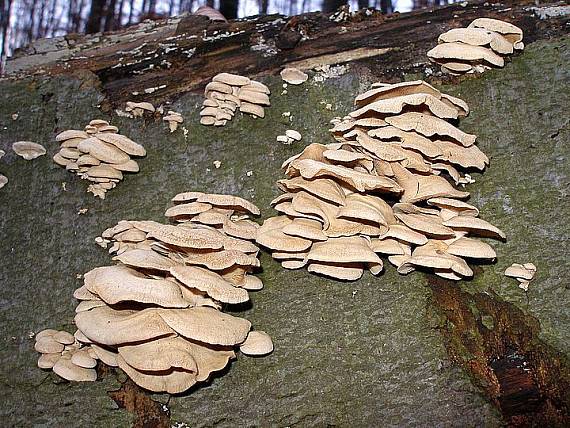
[322,0,346,13]
[380,0,392,13]
[219,0,239,19]
[0,0,14,74]
[86,0,107,33]
[358,0,368,9]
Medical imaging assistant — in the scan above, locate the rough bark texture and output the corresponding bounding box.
[0,2,569,426]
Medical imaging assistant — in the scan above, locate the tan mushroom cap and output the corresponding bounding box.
[170,265,249,304]
[350,93,460,120]
[394,213,456,238]
[77,138,131,164]
[446,237,496,259]
[222,218,259,240]
[126,101,155,112]
[277,177,346,206]
[307,262,364,281]
[85,165,123,180]
[71,349,98,369]
[0,174,7,189]
[91,345,119,367]
[238,89,270,106]
[117,354,197,394]
[84,265,189,307]
[113,249,178,271]
[438,27,513,55]
[38,353,61,369]
[504,263,534,280]
[289,159,402,193]
[182,249,259,271]
[239,331,274,356]
[280,67,308,85]
[36,329,59,340]
[356,80,442,107]
[95,133,146,157]
[12,141,46,160]
[212,73,251,86]
[148,224,224,249]
[468,18,523,44]
[369,126,442,159]
[442,216,506,240]
[240,102,265,118]
[56,130,90,141]
[165,202,213,218]
[282,217,327,241]
[159,306,251,346]
[171,192,260,216]
[427,197,479,216]
[53,358,97,382]
[428,42,505,68]
[369,238,410,255]
[380,224,429,246]
[75,300,106,313]
[386,112,476,147]
[256,216,313,252]
[118,336,198,372]
[53,331,75,345]
[306,236,382,264]
[35,336,65,354]
[323,149,370,164]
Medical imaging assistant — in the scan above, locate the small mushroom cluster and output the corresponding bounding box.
[34,329,98,382]
[256,80,505,281]
[505,262,536,291]
[200,73,271,126]
[53,119,146,199]
[428,18,524,75]
[125,101,155,117]
[163,110,184,132]
[276,130,302,145]
[36,192,272,394]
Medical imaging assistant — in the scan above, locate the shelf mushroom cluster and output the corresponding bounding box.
[34,329,98,382]
[256,80,506,281]
[505,262,536,291]
[200,73,271,126]
[53,119,146,199]
[35,192,273,394]
[428,18,524,75]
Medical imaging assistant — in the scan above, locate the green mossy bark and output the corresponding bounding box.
[0,36,567,426]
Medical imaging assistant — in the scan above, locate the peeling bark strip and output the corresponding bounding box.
[427,277,570,426]
[5,0,569,108]
[109,379,170,428]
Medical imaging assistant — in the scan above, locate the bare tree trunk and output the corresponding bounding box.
[127,0,135,24]
[147,0,156,14]
[380,0,391,14]
[219,0,238,19]
[259,0,269,14]
[322,0,346,13]
[358,0,368,9]
[26,0,37,42]
[117,0,125,27]
[206,0,214,7]
[36,0,47,38]
[104,0,117,31]
[0,0,14,74]
[86,0,107,33]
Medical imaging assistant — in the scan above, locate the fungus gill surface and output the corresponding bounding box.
[53,119,146,199]
[200,73,271,126]
[256,80,505,281]
[427,18,524,75]
[35,192,272,394]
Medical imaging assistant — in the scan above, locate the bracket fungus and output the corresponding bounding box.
[427,18,524,75]
[163,110,184,132]
[280,67,309,85]
[505,262,536,291]
[200,73,271,126]
[12,141,46,160]
[53,119,146,199]
[0,174,7,189]
[125,101,156,117]
[35,192,272,394]
[257,80,504,281]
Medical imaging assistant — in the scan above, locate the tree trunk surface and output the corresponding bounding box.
[0,1,569,426]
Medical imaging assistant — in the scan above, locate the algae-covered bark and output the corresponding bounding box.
[0,36,568,426]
